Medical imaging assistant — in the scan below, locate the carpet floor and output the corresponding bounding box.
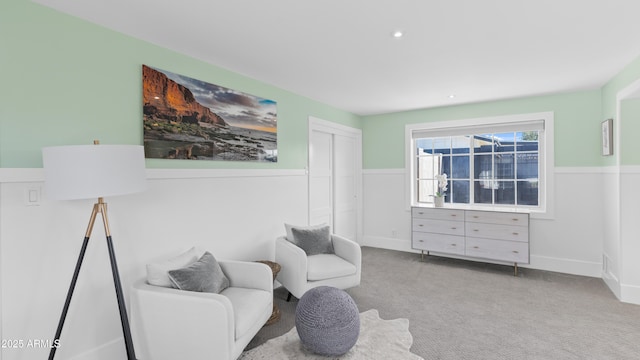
[247,247,640,359]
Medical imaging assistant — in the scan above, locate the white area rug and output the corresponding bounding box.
[240,309,424,359]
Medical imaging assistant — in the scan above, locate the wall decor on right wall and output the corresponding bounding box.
[601,118,613,156]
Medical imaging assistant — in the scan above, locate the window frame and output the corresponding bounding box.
[405,112,554,217]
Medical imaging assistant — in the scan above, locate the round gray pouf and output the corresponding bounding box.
[295,286,360,356]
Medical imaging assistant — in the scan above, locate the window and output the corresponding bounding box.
[407,112,553,213]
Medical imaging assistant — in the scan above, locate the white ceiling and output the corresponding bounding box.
[32,0,640,116]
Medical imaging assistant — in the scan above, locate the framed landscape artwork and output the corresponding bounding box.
[601,118,613,156]
[142,65,277,162]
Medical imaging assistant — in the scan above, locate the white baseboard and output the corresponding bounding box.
[620,283,640,305]
[362,235,418,254]
[362,236,602,278]
[602,271,621,301]
[527,255,602,278]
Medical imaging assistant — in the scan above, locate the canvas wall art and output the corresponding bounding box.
[142,65,277,162]
[601,118,613,156]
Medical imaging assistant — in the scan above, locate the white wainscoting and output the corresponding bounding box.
[619,166,640,304]
[362,167,605,278]
[601,168,621,300]
[0,168,307,360]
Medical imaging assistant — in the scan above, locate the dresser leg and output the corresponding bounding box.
[420,250,430,262]
[514,263,518,276]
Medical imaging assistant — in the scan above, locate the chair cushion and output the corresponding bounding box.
[284,223,327,242]
[168,252,230,293]
[221,287,272,340]
[307,254,357,281]
[146,247,199,288]
[289,226,334,255]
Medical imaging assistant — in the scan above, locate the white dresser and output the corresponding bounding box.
[411,207,529,275]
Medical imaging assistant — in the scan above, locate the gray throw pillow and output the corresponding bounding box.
[285,223,327,242]
[289,225,334,255]
[168,252,229,293]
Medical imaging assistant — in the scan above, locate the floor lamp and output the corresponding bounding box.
[42,141,147,360]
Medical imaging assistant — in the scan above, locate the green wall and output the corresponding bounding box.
[3,1,640,170]
[0,0,361,169]
[362,90,603,169]
[620,98,640,165]
[601,56,640,166]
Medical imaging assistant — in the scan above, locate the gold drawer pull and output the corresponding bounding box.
[418,240,424,242]
[473,246,479,249]
[451,244,457,246]
[512,250,519,254]
[512,218,519,221]
[418,212,424,215]
[451,227,457,230]
[473,215,479,218]
[473,229,479,232]
[451,214,457,217]
[418,224,424,227]
[512,232,519,235]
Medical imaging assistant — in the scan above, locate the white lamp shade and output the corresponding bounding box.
[42,144,148,200]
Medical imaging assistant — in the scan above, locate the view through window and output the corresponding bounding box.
[408,113,551,212]
[416,132,539,206]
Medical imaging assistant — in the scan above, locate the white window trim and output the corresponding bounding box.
[405,111,555,219]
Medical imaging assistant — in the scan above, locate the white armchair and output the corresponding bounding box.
[275,234,361,300]
[130,260,273,360]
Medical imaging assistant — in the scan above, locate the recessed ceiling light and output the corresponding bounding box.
[392,30,404,38]
[448,94,456,99]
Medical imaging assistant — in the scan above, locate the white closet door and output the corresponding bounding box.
[309,129,333,228]
[308,117,362,243]
[333,134,358,241]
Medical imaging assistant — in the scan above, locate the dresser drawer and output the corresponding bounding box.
[412,207,465,221]
[465,237,529,263]
[412,232,465,255]
[465,222,528,242]
[410,207,531,272]
[466,210,528,226]
[413,218,465,236]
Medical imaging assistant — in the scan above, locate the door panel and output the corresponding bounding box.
[333,134,357,240]
[309,130,333,228]
[308,118,362,243]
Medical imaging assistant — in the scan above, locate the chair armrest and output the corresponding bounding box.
[130,280,234,360]
[332,234,362,269]
[219,260,273,293]
[275,236,308,298]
